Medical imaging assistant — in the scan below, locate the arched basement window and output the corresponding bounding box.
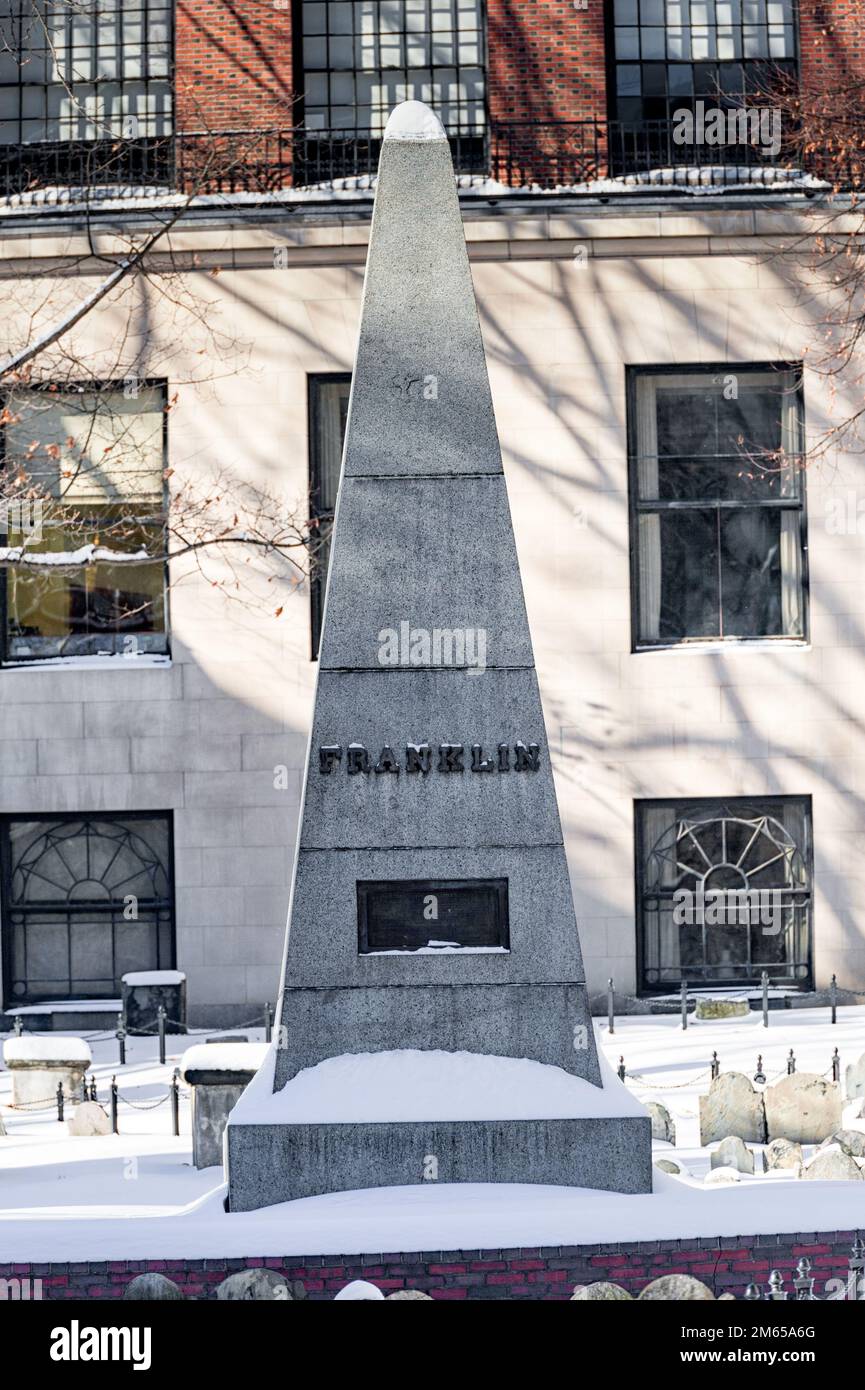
[2,813,175,1004]
[636,796,812,992]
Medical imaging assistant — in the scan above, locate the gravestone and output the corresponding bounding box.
[699,1071,767,1145]
[764,1073,842,1144]
[845,1051,865,1102]
[802,1145,863,1182]
[762,1137,803,1173]
[181,1042,267,1169]
[226,99,651,1210]
[710,1135,755,1174]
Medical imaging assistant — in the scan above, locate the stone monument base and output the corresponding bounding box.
[227,1115,653,1211]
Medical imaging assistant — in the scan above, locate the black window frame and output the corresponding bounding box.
[634,794,814,995]
[0,809,177,1008]
[605,0,800,128]
[291,0,488,182]
[307,371,351,662]
[0,377,171,666]
[626,360,809,652]
[0,2,176,144]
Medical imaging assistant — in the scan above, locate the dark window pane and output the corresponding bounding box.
[657,508,720,640]
[719,506,783,636]
[643,62,669,94]
[617,63,642,97]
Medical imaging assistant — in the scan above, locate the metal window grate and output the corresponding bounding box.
[636,796,813,993]
[611,0,797,124]
[0,0,173,145]
[1,813,176,1005]
[299,0,486,135]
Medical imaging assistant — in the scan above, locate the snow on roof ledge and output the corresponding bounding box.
[383,100,447,143]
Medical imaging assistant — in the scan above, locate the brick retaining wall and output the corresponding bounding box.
[4,1230,860,1300]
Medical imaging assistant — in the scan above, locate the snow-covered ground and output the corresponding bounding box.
[0,1008,864,1262]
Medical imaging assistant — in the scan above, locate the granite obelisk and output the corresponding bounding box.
[226,101,651,1209]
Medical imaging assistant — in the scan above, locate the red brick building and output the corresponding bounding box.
[1,0,856,196]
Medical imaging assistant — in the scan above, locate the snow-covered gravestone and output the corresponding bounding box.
[2,1035,91,1107]
[226,100,652,1210]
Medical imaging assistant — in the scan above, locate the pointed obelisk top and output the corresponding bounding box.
[383,99,447,142]
[341,100,501,479]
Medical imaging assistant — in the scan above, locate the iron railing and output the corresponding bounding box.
[0,119,844,201]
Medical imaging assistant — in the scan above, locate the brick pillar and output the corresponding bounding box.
[174,0,294,192]
[175,0,294,131]
[486,0,608,185]
[799,0,865,89]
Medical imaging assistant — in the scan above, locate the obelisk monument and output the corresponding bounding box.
[226,101,651,1209]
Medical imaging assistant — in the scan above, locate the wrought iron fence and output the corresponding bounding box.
[744,1241,865,1300]
[0,119,845,201]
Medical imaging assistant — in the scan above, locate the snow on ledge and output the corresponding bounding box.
[122,970,186,986]
[180,1042,268,1079]
[3,1035,91,1064]
[383,100,447,143]
[228,1046,646,1125]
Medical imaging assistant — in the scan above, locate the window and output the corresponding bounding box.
[610,0,797,125]
[1,383,168,662]
[636,797,812,992]
[1,813,175,1004]
[298,0,486,135]
[628,365,806,647]
[0,0,173,144]
[308,373,351,660]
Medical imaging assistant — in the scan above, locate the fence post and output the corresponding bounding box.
[681,980,688,1030]
[754,1054,766,1085]
[110,1076,118,1135]
[264,1002,273,1044]
[56,1082,64,1123]
[711,1051,720,1081]
[761,970,769,1028]
[793,1257,816,1300]
[116,1014,126,1067]
[830,973,838,1025]
[832,1047,841,1083]
[849,1236,865,1301]
[157,1004,166,1066]
[767,1270,788,1300]
[89,1077,97,1102]
[607,978,615,1035]
[80,1075,88,1103]
[170,1069,180,1138]
[617,1056,626,1083]
[787,1048,796,1075]
[743,1283,763,1301]
[13,1015,22,1036]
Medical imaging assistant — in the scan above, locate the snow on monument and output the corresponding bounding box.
[226,100,652,1209]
